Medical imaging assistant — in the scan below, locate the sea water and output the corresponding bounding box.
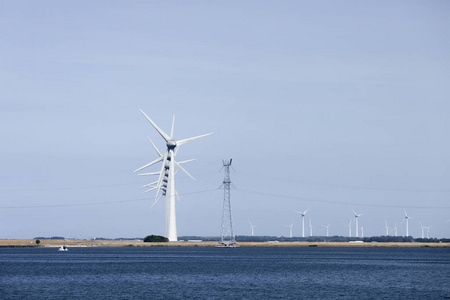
[0,246,449,299]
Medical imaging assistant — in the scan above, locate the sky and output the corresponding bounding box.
[1,1,449,239]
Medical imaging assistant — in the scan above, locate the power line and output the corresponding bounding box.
[0,182,147,192]
[237,172,450,193]
[0,188,218,209]
[0,172,221,192]
[235,189,450,210]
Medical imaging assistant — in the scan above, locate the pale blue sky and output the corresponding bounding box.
[1,1,449,239]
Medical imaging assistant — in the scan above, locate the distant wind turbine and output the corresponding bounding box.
[384,220,390,236]
[294,207,310,238]
[347,219,353,237]
[360,227,364,238]
[352,209,364,238]
[401,209,413,237]
[420,222,425,239]
[285,223,294,238]
[394,223,398,237]
[249,221,256,237]
[308,218,313,237]
[322,224,331,237]
[425,226,431,239]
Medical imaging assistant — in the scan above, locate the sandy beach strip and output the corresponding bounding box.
[1,239,449,248]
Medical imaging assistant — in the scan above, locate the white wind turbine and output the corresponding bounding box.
[401,209,413,237]
[394,223,398,237]
[322,224,331,237]
[420,222,425,239]
[425,226,431,239]
[360,227,364,238]
[134,110,213,242]
[249,221,256,237]
[347,219,353,237]
[294,207,310,238]
[384,220,390,236]
[352,209,364,238]
[308,218,313,237]
[285,223,294,238]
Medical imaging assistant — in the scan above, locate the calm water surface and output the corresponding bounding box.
[0,247,449,299]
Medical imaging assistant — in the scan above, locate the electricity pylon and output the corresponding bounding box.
[219,159,236,247]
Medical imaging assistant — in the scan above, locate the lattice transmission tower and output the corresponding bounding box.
[219,159,236,246]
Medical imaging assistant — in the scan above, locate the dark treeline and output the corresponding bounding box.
[180,235,448,243]
[33,235,450,243]
[33,237,143,241]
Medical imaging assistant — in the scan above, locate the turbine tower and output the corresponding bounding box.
[285,223,294,238]
[347,219,353,237]
[425,226,431,239]
[294,207,310,238]
[360,227,364,238]
[134,109,213,242]
[401,209,412,237]
[352,209,363,238]
[322,224,331,237]
[420,222,425,239]
[394,223,398,237]
[384,220,390,236]
[219,159,235,246]
[249,221,256,237]
[308,219,313,237]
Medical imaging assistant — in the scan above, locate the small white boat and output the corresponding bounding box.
[58,245,68,251]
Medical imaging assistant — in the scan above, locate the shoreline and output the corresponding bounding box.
[1,239,449,248]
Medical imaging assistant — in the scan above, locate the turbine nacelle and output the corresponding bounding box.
[167,140,177,150]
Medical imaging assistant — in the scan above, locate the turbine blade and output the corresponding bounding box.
[143,187,157,193]
[138,172,161,176]
[304,207,310,215]
[150,194,163,209]
[170,115,175,139]
[155,151,168,199]
[174,161,196,182]
[147,137,163,157]
[139,109,170,142]
[133,157,163,173]
[141,181,158,188]
[177,132,213,146]
[178,158,196,165]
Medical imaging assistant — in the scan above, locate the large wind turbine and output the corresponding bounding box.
[134,109,213,242]
[401,209,412,237]
[294,207,310,238]
[352,209,363,238]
